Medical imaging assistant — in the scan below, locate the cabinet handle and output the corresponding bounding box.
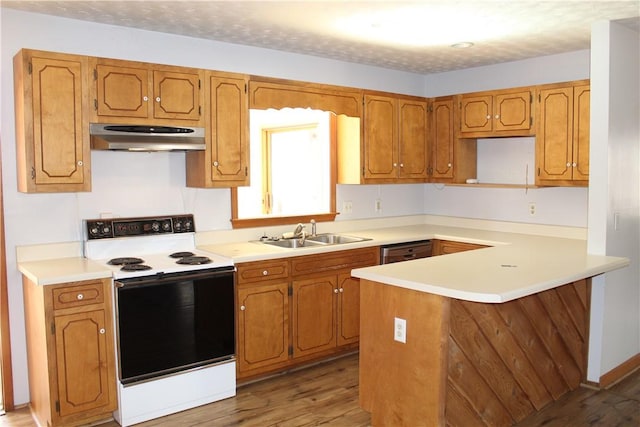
[156,96,161,102]
[77,160,83,166]
[76,293,84,300]
[143,96,149,102]
[240,305,246,311]
[99,328,105,334]
[262,270,268,276]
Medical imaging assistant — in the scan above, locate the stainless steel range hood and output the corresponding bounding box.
[90,124,205,151]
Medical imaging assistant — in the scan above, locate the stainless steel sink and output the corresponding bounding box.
[260,239,325,248]
[306,233,370,244]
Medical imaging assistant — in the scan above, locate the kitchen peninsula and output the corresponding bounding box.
[349,230,629,426]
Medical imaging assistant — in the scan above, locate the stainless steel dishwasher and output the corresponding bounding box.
[380,240,432,264]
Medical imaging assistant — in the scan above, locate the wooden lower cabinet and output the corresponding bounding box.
[22,277,116,427]
[236,246,379,381]
[432,239,489,255]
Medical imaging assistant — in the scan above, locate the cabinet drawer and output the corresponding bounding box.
[434,240,489,255]
[52,281,105,310]
[291,247,379,277]
[237,259,289,284]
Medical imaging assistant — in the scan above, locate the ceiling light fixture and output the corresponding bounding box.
[451,42,474,49]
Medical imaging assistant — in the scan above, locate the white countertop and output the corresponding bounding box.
[17,222,629,302]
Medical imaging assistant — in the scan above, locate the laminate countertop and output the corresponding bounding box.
[200,223,629,303]
[18,223,628,301]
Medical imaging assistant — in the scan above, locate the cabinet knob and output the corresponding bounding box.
[99,328,105,334]
[240,305,246,311]
[448,163,452,168]
[399,163,404,168]
[77,160,83,166]
[156,96,161,102]
[486,115,491,119]
[143,96,149,102]
[76,293,84,300]
[213,161,219,167]
[262,270,268,276]
[495,114,500,119]
[334,288,339,294]
[393,163,397,167]
[339,288,344,293]
[567,162,571,167]
[572,162,577,167]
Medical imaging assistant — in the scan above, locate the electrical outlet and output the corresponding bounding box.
[375,198,382,214]
[394,317,406,343]
[528,202,536,216]
[342,201,353,214]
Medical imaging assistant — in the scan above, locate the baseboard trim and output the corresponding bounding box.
[600,353,640,388]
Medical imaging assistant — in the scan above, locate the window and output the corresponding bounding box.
[231,108,338,228]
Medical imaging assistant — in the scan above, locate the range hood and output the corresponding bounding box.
[90,124,206,151]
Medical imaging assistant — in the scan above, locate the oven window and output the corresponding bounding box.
[116,270,235,384]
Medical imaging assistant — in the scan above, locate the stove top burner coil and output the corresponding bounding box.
[108,257,144,266]
[169,251,195,258]
[176,256,212,265]
[120,263,152,272]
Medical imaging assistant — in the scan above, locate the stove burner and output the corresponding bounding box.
[169,251,194,258]
[121,264,152,272]
[108,257,144,266]
[176,256,212,265]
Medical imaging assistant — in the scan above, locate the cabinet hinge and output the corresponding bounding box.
[530,116,533,126]
[55,400,60,413]
[244,166,248,177]
[538,93,541,103]
[28,62,32,75]
[530,93,533,103]
[288,346,293,356]
[199,105,202,116]
[51,322,55,335]
[94,99,98,111]
[362,166,365,177]
[537,167,540,176]
[198,79,201,89]
[288,285,293,296]
[244,83,248,93]
[93,68,97,80]
[31,167,36,180]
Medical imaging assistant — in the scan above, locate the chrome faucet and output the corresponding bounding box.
[293,223,307,244]
[310,219,316,236]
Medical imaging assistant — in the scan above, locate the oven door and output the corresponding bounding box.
[115,266,235,385]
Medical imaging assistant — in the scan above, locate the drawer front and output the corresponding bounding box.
[52,281,105,310]
[436,240,489,255]
[291,247,379,277]
[237,259,289,284]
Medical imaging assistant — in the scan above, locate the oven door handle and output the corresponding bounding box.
[115,266,235,289]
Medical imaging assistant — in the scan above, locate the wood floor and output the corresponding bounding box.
[0,354,638,426]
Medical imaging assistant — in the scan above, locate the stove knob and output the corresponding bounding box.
[102,225,111,235]
[89,226,99,236]
[183,219,193,231]
[151,222,160,232]
[162,221,171,231]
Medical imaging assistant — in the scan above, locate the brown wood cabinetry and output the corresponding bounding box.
[186,71,249,187]
[235,246,378,381]
[536,81,590,186]
[459,88,534,137]
[91,58,203,125]
[362,93,428,182]
[22,278,116,427]
[432,239,489,255]
[13,49,91,193]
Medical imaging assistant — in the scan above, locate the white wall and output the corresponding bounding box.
[587,20,640,381]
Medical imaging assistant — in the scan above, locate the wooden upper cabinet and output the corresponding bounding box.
[536,81,590,186]
[459,88,534,137]
[186,71,249,188]
[13,49,91,193]
[91,57,203,125]
[363,93,428,183]
[430,97,455,181]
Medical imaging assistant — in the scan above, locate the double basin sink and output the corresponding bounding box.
[258,233,370,249]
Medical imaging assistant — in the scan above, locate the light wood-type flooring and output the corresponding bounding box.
[0,354,638,426]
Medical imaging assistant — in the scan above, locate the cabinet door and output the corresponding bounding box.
[364,95,397,180]
[152,69,201,121]
[460,94,492,133]
[537,87,573,181]
[95,64,150,119]
[25,54,90,191]
[431,98,455,180]
[292,276,337,358]
[54,310,112,417]
[398,99,428,180]
[337,273,360,346]
[573,85,590,181]
[494,90,532,132]
[237,282,290,374]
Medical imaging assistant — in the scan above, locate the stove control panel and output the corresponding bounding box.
[85,215,195,240]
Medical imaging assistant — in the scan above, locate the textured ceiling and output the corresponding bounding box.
[2,1,639,74]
